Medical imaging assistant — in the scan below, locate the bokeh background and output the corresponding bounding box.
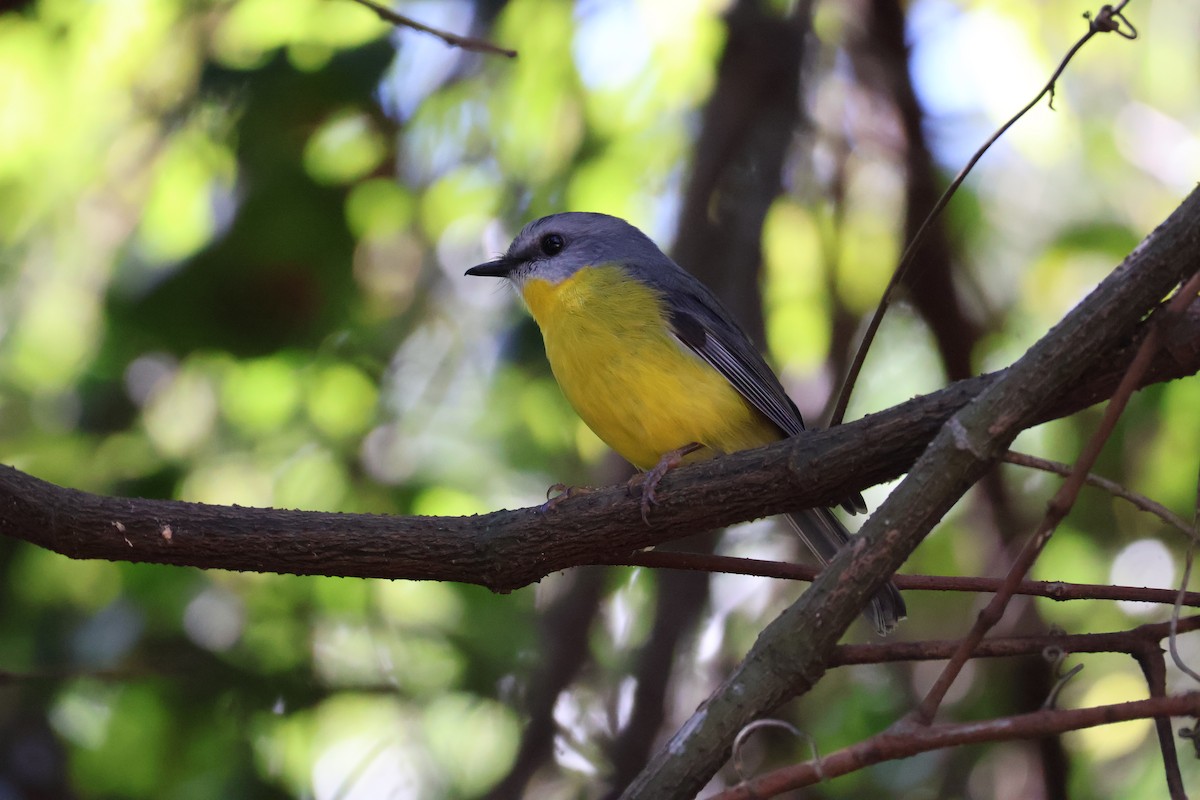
[0,0,1198,797]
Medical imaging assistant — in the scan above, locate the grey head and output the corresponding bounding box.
[465,212,676,287]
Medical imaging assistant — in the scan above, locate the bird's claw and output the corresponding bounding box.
[629,442,703,525]
[626,473,661,525]
[541,483,594,513]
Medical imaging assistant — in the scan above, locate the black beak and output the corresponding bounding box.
[465,256,520,278]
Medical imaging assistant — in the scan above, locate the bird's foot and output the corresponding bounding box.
[628,443,704,524]
[540,483,596,513]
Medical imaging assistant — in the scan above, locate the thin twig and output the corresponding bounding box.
[346,0,518,58]
[1040,645,1084,710]
[612,550,1200,607]
[1166,289,1200,689]
[1004,451,1195,538]
[11,619,1194,687]
[1131,640,1188,800]
[732,720,820,783]
[828,1,1134,427]
[914,267,1200,724]
[329,737,393,800]
[1172,548,1200,684]
[830,616,1200,667]
[709,693,1200,799]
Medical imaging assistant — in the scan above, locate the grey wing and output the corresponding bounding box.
[664,287,806,438]
[658,276,868,516]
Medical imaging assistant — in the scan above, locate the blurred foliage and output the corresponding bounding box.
[0,0,1197,798]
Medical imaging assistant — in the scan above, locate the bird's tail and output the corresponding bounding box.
[785,508,906,636]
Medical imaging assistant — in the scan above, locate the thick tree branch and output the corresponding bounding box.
[620,186,1200,798]
[0,303,1195,590]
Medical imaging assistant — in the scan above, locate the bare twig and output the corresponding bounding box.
[1132,639,1188,800]
[829,1,1136,426]
[1172,547,1200,684]
[711,693,1200,799]
[5,618,1195,685]
[1040,645,1084,709]
[830,616,1200,667]
[1168,297,1200,687]
[329,737,393,800]
[613,550,1200,608]
[346,0,517,58]
[914,267,1200,724]
[1003,451,1195,538]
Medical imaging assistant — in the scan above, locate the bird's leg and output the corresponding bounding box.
[629,442,704,524]
[540,482,597,513]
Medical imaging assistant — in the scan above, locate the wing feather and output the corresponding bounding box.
[664,286,868,516]
[666,294,804,438]
[634,260,865,515]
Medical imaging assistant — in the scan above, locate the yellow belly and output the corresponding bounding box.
[520,266,781,470]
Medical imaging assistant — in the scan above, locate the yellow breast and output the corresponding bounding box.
[520,265,779,470]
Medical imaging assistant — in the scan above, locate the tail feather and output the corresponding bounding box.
[785,508,906,636]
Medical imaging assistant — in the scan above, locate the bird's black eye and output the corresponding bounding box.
[539,233,565,256]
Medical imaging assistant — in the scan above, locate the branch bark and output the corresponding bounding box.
[0,303,1195,590]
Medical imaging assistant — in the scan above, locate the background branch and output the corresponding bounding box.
[347,0,517,57]
[1003,450,1195,536]
[828,0,1135,426]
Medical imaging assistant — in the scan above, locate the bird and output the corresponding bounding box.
[466,212,905,635]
